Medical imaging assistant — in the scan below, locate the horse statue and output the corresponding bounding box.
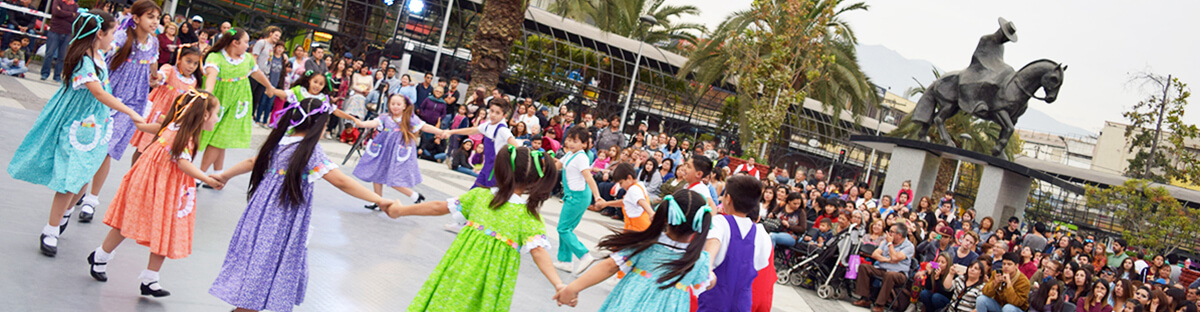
[908,59,1066,156]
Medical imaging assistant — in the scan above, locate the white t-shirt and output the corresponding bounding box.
[707,215,772,270]
[688,182,713,201]
[562,150,591,191]
[517,114,540,133]
[621,182,649,218]
[478,120,514,156]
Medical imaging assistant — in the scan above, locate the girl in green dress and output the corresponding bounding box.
[385,146,566,312]
[197,27,281,184]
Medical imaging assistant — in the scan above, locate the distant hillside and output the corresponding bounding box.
[856,44,1095,137]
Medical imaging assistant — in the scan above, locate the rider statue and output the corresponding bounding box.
[959,18,1019,116]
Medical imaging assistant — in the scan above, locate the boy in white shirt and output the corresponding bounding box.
[593,163,653,233]
[675,155,717,209]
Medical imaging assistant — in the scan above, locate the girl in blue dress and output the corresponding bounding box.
[553,189,715,311]
[6,10,147,257]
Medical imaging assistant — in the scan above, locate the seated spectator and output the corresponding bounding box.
[1065,267,1093,303]
[919,253,955,312]
[917,225,956,263]
[448,139,477,176]
[863,219,887,246]
[1027,279,1067,312]
[853,223,916,312]
[767,192,807,247]
[805,218,834,247]
[1076,280,1112,312]
[1019,246,1039,279]
[813,199,841,229]
[945,260,990,312]
[975,252,1031,312]
[950,231,980,266]
[1,40,27,76]
[1030,259,1062,290]
[529,134,545,152]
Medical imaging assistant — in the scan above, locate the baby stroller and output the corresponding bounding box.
[776,223,864,300]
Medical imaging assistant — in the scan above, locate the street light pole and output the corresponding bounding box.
[430,0,455,79]
[619,15,657,132]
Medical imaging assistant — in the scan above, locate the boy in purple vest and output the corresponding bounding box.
[698,175,773,311]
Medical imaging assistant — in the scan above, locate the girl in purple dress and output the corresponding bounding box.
[354,94,445,209]
[207,97,401,312]
[78,0,161,223]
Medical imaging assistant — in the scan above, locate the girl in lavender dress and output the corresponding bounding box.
[354,94,445,209]
[208,97,401,312]
[77,0,160,223]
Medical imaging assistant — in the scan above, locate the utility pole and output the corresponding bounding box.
[1143,74,1172,179]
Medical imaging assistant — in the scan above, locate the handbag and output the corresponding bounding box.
[761,219,784,233]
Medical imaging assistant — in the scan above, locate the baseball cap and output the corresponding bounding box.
[343,52,353,58]
[936,226,954,237]
[191,15,203,22]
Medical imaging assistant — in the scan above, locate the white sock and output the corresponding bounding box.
[63,207,75,218]
[93,246,114,262]
[213,169,224,175]
[410,191,421,201]
[42,224,59,238]
[82,193,99,206]
[139,270,160,288]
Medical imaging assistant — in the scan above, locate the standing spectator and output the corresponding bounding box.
[715,149,731,171]
[398,74,417,104]
[976,252,1031,312]
[853,223,916,312]
[1022,222,1049,254]
[258,43,287,124]
[177,21,196,44]
[595,115,625,152]
[188,15,203,39]
[41,0,78,81]
[1000,217,1023,244]
[212,21,231,42]
[415,72,434,104]
[417,86,448,159]
[1107,239,1130,270]
[304,46,327,73]
[156,22,179,66]
[444,77,461,111]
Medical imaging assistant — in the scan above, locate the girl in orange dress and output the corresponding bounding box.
[129,48,202,163]
[86,90,224,298]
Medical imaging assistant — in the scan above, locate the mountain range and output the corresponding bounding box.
[856,44,1095,137]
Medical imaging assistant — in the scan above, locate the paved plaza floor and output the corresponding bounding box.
[0,70,872,312]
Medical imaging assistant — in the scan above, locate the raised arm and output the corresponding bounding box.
[383,201,451,218]
[418,124,445,136]
[354,118,381,129]
[443,126,480,137]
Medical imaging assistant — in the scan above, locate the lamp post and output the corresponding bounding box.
[430,0,455,79]
[619,15,657,132]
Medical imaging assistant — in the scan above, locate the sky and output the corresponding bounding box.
[662,0,1200,134]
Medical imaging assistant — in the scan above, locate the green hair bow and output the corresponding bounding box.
[504,145,555,178]
[662,195,711,231]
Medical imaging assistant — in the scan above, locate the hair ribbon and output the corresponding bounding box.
[269,98,332,130]
[70,10,103,43]
[694,205,712,230]
[664,195,686,226]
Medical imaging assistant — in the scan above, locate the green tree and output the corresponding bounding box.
[1122,74,1199,185]
[467,0,529,92]
[548,0,705,53]
[1086,179,1199,255]
[679,0,876,125]
[719,0,838,161]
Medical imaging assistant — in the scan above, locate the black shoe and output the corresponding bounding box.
[364,203,379,210]
[59,214,71,235]
[140,282,171,297]
[415,194,426,203]
[79,204,94,223]
[40,234,56,257]
[87,251,107,282]
[200,182,215,189]
[75,197,83,206]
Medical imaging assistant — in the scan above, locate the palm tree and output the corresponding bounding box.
[678,0,876,130]
[890,67,1023,200]
[467,0,528,92]
[548,0,705,53]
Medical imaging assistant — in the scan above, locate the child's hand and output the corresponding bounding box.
[383,199,404,218]
[552,284,578,307]
[204,176,225,190]
[209,173,227,185]
[129,113,147,125]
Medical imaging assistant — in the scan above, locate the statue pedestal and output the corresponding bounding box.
[974,165,1031,224]
[881,147,940,204]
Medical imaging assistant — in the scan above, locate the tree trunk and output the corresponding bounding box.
[466,0,528,93]
[932,158,955,197]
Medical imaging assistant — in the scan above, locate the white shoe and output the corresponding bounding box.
[574,253,598,275]
[443,223,464,233]
[553,261,575,272]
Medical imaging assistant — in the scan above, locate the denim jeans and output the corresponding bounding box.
[2,58,27,76]
[770,232,798,247]
[41,31,69,81]
[454,166,478,177]
[254,95,275,124]
[974,294,1023,312]
[919,290,951,312]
